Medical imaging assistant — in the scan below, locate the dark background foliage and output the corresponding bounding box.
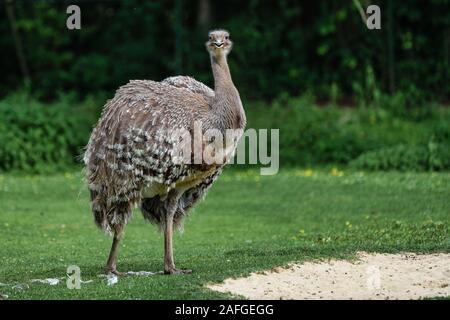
[1,0,449,101]
[0,0,449,172]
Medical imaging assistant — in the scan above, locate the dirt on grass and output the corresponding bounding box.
[207,252,450,300]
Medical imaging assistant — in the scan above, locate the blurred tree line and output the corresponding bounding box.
[1,0,450,172]
[1,0,449,102]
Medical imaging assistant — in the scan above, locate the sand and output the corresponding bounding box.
[207,252,450,300]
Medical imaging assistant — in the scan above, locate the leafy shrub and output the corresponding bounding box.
[350,142,450,172]
[350,145,426,171]
[1,92,449,173]
[246,95,446,167]
[0,92,95,173]
[349,119,450,171]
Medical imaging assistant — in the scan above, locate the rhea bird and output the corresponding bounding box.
[83,30,246,275]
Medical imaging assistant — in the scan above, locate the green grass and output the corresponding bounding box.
[0,168,449,299]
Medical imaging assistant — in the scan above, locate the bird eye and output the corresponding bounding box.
[225,36,229,40]
[209,35,212,40]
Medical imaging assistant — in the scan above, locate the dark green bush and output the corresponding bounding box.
[1,92,449,173]
[349,115,450,171]
[0,92,95,173]
[246,95,447,167]
[350,144,426,171]
[1,1,449,102]
[349,142,450,171]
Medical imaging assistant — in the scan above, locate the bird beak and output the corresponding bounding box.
[213,41,224,48]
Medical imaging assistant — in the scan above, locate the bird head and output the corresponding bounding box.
[206,29,232,57]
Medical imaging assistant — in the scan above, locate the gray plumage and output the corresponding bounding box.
[84,79,219,232]
[83,29,245,274]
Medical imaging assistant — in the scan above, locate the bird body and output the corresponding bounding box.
[84,30,245,274]
[84,79,222,231]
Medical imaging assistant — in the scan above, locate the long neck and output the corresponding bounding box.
[211,54,234,92]
[210,53,244,130]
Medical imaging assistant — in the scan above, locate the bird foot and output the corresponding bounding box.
[164,267,192,275]
[104,267,124,276]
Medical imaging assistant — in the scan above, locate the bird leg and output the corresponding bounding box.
[105,226,124,275]
[164,190,192,275]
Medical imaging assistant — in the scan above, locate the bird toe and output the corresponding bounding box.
[164,268,192,275]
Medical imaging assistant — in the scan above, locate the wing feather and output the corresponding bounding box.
[162,76,214,103]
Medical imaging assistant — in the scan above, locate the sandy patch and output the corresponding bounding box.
[207,252,450,300]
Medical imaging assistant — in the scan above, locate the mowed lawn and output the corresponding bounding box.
[0,168,449,299]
